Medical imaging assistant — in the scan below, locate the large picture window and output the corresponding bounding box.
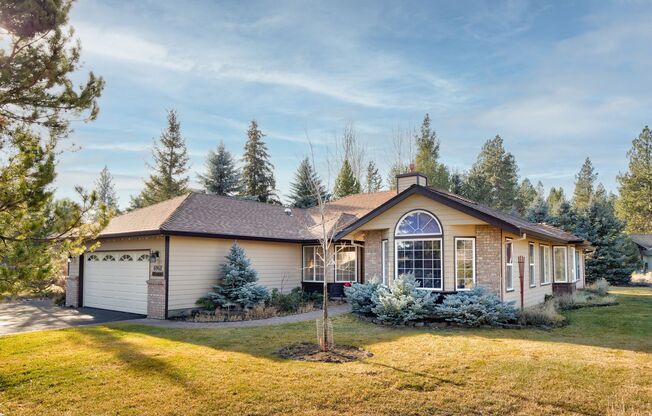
[395,210,443,290]
[396,240,442,289]
[335,246,357,282]
[553,246,568,282]
[540,245,551,284]
[455,238,475,290]
[505,239,514,291]
[528,243,536,287]
[303,246,325,282]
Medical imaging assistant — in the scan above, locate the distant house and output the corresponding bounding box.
[630,235,652,273]
[66,171,590,319]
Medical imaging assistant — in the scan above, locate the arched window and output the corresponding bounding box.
[394,210,443,290]
[87,254,99,262]
[119,254,133,262]
[137,254,149,262]
[395,210,442,237]
[102,254,116,262]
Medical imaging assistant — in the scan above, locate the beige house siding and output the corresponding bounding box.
[344,193,487,291]
[167,236,302,311]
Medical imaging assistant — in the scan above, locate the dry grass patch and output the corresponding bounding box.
[0,287,650,415]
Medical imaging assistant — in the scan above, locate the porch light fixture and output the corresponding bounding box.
[149,251,160,263]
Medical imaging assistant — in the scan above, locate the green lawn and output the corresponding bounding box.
[1,287,651,416]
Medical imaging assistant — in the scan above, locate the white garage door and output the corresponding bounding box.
[83,251,150,314]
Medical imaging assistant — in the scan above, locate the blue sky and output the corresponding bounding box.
[56,0,652,209]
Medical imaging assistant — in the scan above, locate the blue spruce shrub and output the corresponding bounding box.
[435,287,517,327]
[197,243,269,310]
[344,281,380,315]
[371,274,438,323]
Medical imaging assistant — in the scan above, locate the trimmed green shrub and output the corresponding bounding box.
[434,288,517,327]
[519,300,566,327]
[371,274,437,323]
[267,287,322,313]
[344,281,380,315]
[197,243,269,310]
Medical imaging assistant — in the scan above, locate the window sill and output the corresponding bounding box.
[505,288,515,292]
[529,284,537,288]
[540,282,551,286]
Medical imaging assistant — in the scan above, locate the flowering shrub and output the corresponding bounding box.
[371,274,438,323]
[434,288,517,327]
[344,281,380,315]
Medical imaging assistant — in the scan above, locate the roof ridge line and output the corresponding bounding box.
[159,193,193,231]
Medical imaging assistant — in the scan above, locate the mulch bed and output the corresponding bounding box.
[275,342,373,363]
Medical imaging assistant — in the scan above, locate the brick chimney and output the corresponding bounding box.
[396,164,428,193]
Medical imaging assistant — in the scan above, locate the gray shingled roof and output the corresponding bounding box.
[99,186,585,244]
[630,234,652,250]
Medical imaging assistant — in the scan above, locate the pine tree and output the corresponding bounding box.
[464,135,518,211]
[333,159,361,198]
[365,161,383,193]
[0,1,106,294]
[572,158,597,212]
[132,110,190,208]
[241,120,277,203]
[514,178,537,216]
[449,171,464,195]
[288,158,328,208]
[199,243,269,309]
[617,126,652,233]
[575,191,640,284]
[547,187,566,216]
[525,181,549,223]
[198,141,240,196]
[549,201,578,233]
[414,114,450,190]
[387,163,408,190]
[95,166,119,218]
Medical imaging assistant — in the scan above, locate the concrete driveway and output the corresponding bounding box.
[0,299,143,336]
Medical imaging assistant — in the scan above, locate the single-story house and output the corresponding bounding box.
[630,234,652,273]
[66,171,589,319]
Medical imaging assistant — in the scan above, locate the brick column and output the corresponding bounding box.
[147,278,166,319]
[476,225,502,296]
[65,275,79,307]
[363,230,382,283]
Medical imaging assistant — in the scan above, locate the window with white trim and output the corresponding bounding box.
[570,247,577,282]
[505,239,514,291]
[553,246,568,282]
[540,245,551,284]
[395,210,443,290]
[335,246,357,282]
[455,238,475,290]
[575,250,582,283]
[303,246,325,282]
[528,243,536,287]
[381,239,388,286]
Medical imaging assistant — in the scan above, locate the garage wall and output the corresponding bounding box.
[168,236,303,311]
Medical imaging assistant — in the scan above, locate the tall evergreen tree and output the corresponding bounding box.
[449,171,464,195]
[333,159,361,198]
[132,109,190,209]
[547,187,566,216]
[549,201,578,233]
[365,161,383,193]
[288,158,328,208]
[525,181,549,223]
[514,178,537,216]
[617,126,652,233]
[387,162,408,190]
[0,1,107,294]
[575,190,640,284]
[240,120,277,203]
[198,141,240,196]
[464,135,518,211]
[95,166,119,218]
[414,114,450,190]
[572,157,598,212]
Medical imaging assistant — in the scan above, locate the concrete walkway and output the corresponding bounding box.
[128,303,352,329]
[0,299,143,336]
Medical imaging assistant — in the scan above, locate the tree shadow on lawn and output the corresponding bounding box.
[76,325,199,394]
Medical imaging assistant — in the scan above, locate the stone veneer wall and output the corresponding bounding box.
[147,278,166,319]
[475,225,502,297]
[363,230,382,283]
[65,256,81,307]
